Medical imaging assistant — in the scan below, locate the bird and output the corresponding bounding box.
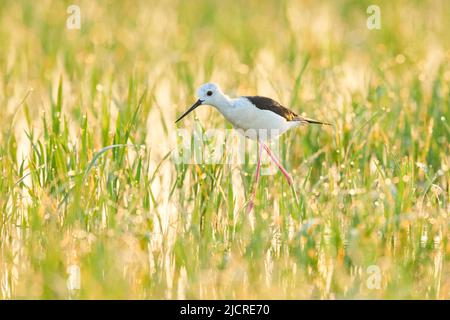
[175,82,330,212]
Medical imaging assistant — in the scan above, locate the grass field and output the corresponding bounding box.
[0,0,449,299]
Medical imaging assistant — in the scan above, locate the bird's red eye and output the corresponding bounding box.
[207,91,213,96]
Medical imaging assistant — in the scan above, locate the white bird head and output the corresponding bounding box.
[196,82,222,103]
[175,82,225,123]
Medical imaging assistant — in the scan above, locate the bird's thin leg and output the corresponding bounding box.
[263,143,293,185]
[247,142,264,213]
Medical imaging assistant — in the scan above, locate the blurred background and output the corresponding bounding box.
[0,0,449,299]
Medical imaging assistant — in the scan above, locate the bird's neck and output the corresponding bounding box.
[211,94,233,114]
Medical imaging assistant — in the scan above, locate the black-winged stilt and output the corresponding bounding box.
[175,83,330,212]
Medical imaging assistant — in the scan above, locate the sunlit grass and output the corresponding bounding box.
[0,0,449,299]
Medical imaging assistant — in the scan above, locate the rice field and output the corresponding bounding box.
[0,0,449,299]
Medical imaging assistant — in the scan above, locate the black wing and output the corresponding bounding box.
[244,96,298,121]
[244,96,331,125]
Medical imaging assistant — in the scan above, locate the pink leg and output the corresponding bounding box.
[247,143,264,213]
[263,143,293,186]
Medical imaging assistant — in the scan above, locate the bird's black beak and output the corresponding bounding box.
[175,99,203,123]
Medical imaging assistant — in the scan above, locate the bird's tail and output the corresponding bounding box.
[296,116,332,126]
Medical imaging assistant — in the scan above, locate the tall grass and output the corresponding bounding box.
[0,0,449,299]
